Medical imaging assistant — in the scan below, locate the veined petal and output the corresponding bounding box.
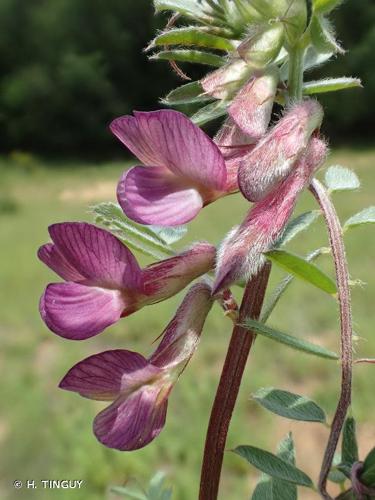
[59,350,159,401]
[150,282,213,369]
[228,69,278,140]
[117,166,204,226]
[41,282,134,340]
[143,243,216,301]
[48,222,142,290]
[238,100,324,202]
[93,386,168,451]
[110,110,226,190]
[38,243,85,281]
[214,137,327,293]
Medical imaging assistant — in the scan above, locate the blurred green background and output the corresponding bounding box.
[0,1,374,500]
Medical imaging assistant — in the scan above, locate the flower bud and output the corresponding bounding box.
[213,136,328,293]
[238,23,285,68]
[238,100,324,202]
[228,66,279,140]
[201,59,253,100]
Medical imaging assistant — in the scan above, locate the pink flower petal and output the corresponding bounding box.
[93,387,168,451]
[228,71,277,140]
[215,119,256,192]
[238,100,324,202]
[142,242,215,301]
[59,350,158,401]
[41,282,134,340]
[214,137,328,293]
[48,223,142,290]
[117,166,204,226]
[38,243,85,281]
[110,110,226,191]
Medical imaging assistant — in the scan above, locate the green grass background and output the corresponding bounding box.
[0,149,374,499]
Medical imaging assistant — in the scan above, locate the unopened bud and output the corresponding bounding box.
[201,59,253,100]
[238,22,285,68]
[228,66,279,140]
[238,100,324,202]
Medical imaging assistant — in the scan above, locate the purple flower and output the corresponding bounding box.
[213,136,328,294]
[38,222,215,340]
[59,282,213,451]
[238,100,324,202]
[112,110,227,226]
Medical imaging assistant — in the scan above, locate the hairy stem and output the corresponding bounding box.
[310,179,353,500]
[199,263,271,500]
[288,41,306,101]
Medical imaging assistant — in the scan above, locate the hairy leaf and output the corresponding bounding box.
[162,81,213,105]
[303,78,362,95]
[342,417,359,467]
[252,434,297,500]
[150,49,224,67]
[344,207,375,230]
[151,27,234,51]
[253,387,326,423]
[325,165,360,192]
[243,319,339,360]
[361,447,375,486]
[275,211,321,247]
[260,248,325,322]
[190,100,228,125]
[91,202,175,260]
[234,445,313,487]
[310,15,344,54]
[313,0,343,13]
[110,485,147,499]
[265,250,337,295]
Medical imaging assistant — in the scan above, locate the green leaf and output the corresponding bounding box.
[154,0,209,20]
[162,81,213,105]
[253,387,326,423]
[190,100,228,125]
[310,15,344,54]
[243,319,339,360]
[234,445,313,488]
[303,47,333,71]
[324,165,361,192]
[150,49,224,67]
[252,434,297,500]
[91,202,175,260]
[110,486,147,500]
[361,447,375,486]
[150,27,235,51]
[148,472,172,500]
[260,248,325,322]
[335,489,355,499]
[303,78,362,95]
[275,211,321,247]
[344,207,375,230]
[342,417,359,467]
[313,0,343,14]
[265,249,337,296]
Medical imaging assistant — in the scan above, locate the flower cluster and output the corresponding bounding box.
[39,88,326,449]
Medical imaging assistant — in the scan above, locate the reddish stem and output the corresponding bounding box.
[310,179,353,500]
[199,263,271,500]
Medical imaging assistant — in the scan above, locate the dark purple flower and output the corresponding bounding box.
[59,282,213,451]
[38,222,215,340]
[111,110,228,226]
[213,136,328,294]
